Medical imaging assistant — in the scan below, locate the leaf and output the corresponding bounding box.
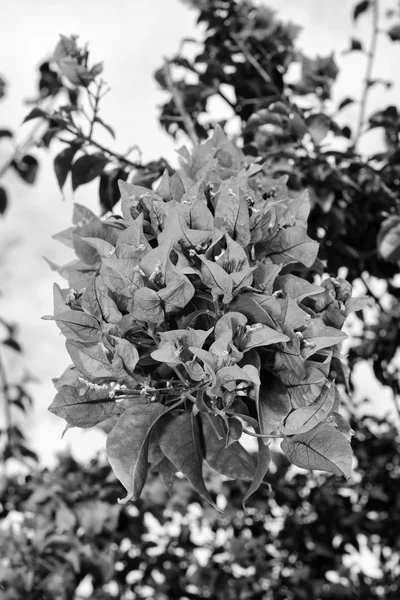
[71,153,108,191]
[52,227,75,248]
[100,255,143,296]
[111,338,140,385]
[106,403,167,503]
[287,366,325,408]
[281,422,352,478]
[132,287,164,324]
[241,324,289,352]
[388,23,400,41]
[44,310,101,343]
[262,226,319,268]
[214,179,251,247]
[229,293,275,328]
[275,274,324,303]
[199,257,233,303]
[353,0,370,21]
[157,411,218,509]
[201,414,255,480]
[338,97,354,111]
[307,113,330,145]
[73,203,99,226]
[253,260,282,295]
[54,145,80,191]
[0,186,8,215]
[257,374,291,435]
[281,383,335,435]
[349,37,363,51]
[81,236,115,258]
[301,317,347,359]
[66,340,114,381]
[377,216,400,262]
[11,154,38,184]
[242,438,271,510]
[23,107,47,123]
[81,276,122,323]
[49,385,115,428]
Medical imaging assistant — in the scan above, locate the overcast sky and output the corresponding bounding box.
[0,0,399,465]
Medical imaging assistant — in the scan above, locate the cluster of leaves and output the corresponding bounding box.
[155,0,400,414]
[1,413,399,599]
[46,126,368,506]
[0,74,40,216]
[0,316,38,465]
[21,35,171,215]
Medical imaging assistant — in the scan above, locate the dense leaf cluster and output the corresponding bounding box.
[1,414,399,599]
[46,127,367,506]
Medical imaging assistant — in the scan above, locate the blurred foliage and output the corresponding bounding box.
[0,414,399,599]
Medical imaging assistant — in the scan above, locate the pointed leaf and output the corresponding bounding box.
[281,423,352,478]
[201,414,255,481]
[49,385,115,428]
[258,374,291,435]
[157,411,218,509]
[106,403,167,503]
[281,383,336,435]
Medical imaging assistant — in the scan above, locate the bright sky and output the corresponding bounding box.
[0,0,399,466]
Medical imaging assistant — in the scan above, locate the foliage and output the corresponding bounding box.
[0,414,399,600]
[154,0,400,416]
[45,124,368,506]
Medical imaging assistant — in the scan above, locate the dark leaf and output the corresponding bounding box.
[0,186,8,215]
[242,438,271,510]
[54,145,80,191]
[71,153,109,191]
[11,155,39,184]
[201,414,255,480]
[157,411,218,509]
[353,0,370,21]
[23,107,47,123]
[106,403,167,503]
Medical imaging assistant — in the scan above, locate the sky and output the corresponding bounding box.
[0,0,399,466]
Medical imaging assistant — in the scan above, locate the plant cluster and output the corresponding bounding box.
[46,126,367,507]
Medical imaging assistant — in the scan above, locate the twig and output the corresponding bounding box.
[163,59,199,146]
[230,32,282,100]
[88,80,103,139]
[60,128,143,169]
[354,0,379,148]
[0,351,12,454]
[242,426,282,439]
[360,273,385,312]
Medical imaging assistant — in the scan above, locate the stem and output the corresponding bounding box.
[61,127,143,169]
[163,59,199,146]
[242,426,282,439]
[0,351,12,454]
[88,80,103,139]
[360,273,385,312]
[172,366,189,386]
[230,33,281,99]
[354,0,379,148]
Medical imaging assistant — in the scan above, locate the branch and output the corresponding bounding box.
[354,0,379,148]
[0,350,12,455]
[163,59,199,146]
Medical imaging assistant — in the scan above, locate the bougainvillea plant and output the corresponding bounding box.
[45,127,367,508]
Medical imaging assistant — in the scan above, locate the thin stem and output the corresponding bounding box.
[61,126,143,169]
[163,59,199,146]
[230,33,281,98]
[242,426,282,439]
[88,80,103,139]
[172,366,189,386]
[360,273,385,312]
[354,0,379,148]
[0,351,12,454]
